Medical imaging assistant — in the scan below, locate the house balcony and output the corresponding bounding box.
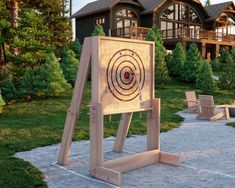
[111,26,235,46]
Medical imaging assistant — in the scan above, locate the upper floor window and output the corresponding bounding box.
[95,17,105,25]
[161,3,201,25]
[116,9,137,19]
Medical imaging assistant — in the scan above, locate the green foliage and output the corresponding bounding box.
[60,48,79,87]
[170,42,186,79]
[219,61,235,90]
[23,0,72,47]
[219,48,233,64]
[146,25,169,86]
[69,39,82,59]
[196,60,217,93]
[210,58,221,72]
[8,8,53,65]
[0,92,5,106]
[0,80,18,102]
[183,43,202,83]
[21,53,71,97]
[92,24,105,36]
[205,0,211,6]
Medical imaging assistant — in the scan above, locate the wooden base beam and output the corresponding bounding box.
[160,151,180,166]
[92,166,121,186]
[104,150,160,173]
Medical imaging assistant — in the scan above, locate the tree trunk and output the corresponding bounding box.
[70,0,72,17]
[11,0,19,28]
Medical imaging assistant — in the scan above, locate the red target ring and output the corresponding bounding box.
[106,49,145,101]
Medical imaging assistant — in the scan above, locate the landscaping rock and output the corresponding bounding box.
[16,112,235,187]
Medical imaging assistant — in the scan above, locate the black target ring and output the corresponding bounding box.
[106,49,145,101]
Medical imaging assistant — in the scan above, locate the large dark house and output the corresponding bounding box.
[71,0,235,60]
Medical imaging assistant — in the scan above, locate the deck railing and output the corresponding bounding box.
[111,26,235,43]
[161,28,235,43]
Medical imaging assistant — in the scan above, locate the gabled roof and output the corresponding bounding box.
[71,0,207,18]
[71,0,116,19]
[205,1,234,21]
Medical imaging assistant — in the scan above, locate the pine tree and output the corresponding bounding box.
[0,92,6,106]
[219,61,235,90]
[60,48,79,87]
[146,25,169,86]
[9,8,53,65]
[22,53,71,97]
[196,60,217,93]
[0,90,6,113]
[183,43,202,83]
[170,42,186,79]
[205,0,211,6]
[92,24,105,36]
[40,53,71,96]
[69,39,82,59]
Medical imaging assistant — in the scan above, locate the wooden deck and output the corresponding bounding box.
[111,26,235,45]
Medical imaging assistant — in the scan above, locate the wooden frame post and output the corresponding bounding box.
[57,38,92,165]
[147,98,160,151]
[113,112,133,152]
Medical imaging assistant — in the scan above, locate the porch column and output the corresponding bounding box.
[201,43,206,59]
[216,44,220,58]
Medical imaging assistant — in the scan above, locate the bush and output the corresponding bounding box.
[210,58,221,72]
[21,53,71,97]
[196,60,217,93]
[0,92,6,106]
[219,61,235,90]
[170,42,186,79]
[146,25,169,86]
[183,43,202,83]
[60,48,79,87]
[69,39,82,59]
[0,80,18,102]
[92,24,105,36]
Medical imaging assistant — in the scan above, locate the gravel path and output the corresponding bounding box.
[16,112,235,188]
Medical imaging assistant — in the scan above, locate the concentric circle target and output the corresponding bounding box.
[106,49,145,101]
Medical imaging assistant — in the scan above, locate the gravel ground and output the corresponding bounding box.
[16,112,235,188]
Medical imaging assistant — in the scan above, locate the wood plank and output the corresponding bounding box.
[90,103,104,174]
[93,166,121,186]
[113,113,133,152]
[160,151,180,166]
[104,149,160,173]
[147,98,160,151]
[57,37,92,165]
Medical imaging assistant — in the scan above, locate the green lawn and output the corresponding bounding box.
[0,79,235,187]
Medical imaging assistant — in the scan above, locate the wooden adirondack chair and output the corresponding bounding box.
[196,95,230,121]
[183,91,199,113]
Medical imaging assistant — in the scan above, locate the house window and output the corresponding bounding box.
[160,3,202,32]
[114,8,138,37]
[95,17,105,25]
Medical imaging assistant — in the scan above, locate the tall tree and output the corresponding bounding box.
[92,24,105,36]
[183,43,202,83]
[205,0,211,6]
[196,60,217,93]
[170,42,186,78]
[146,25,169,86]
[70,0,72,17]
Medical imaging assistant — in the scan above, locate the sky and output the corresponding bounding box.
[72,0,235,13]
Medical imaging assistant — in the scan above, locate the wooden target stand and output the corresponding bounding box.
[58,36,180,186]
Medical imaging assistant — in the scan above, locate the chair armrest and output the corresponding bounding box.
[215,105,229,108]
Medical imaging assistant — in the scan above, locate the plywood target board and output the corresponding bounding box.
[91,37,155,115]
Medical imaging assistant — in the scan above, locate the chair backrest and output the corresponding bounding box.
[199,95,215,116]
[185,91,197,107]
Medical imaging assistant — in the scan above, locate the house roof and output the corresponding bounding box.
[205,1,234,21]
[71,0,232,20]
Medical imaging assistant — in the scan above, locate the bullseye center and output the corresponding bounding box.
[124,72,130,79]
